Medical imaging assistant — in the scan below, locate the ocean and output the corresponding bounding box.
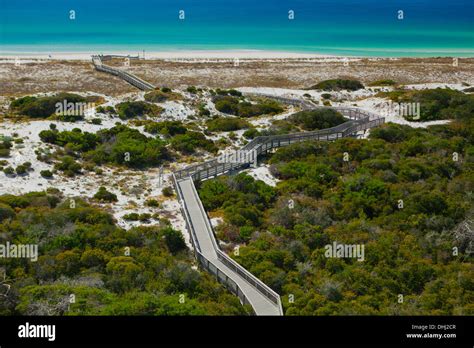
[0,0,473,57]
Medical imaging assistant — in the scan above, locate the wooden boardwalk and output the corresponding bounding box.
[92,55,155,90]
[173,100,385,315]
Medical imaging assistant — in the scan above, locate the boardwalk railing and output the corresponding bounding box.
[173,97,385,315]
[92,55,155,91]
[172,173,265,312]
[175,106,384,180]
[98,54,141,61]
[187,176,283,311]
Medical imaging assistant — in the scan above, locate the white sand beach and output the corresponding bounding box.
[0,50,334,61]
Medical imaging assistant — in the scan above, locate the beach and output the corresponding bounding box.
[0,50,333,61]
[1,54,473,97]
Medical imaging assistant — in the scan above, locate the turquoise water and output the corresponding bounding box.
[0,0,473,57]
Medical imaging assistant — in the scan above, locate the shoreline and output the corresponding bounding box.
[0,49,472,61]
[0,50,333,61]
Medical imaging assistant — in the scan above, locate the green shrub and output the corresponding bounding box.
[115,101,162,119]
[15,165,28,175]
[206,118,251,132]
[0,203,15,222]
[243,128,261,139]
[0,139,12,157]
[145,199,160,207]
[9,93,88,118]
[93,187,118,202]
[138,213,152,222]
[162,186,174,197]
[54,156,81,177]
[143,121,187,136]
[289,109,346,130]
[214,96,283,118]
[309,79,364,91]
[163,227,186,254]
[123,212,139,221]
[3,166,14,175]
[170,132,217,154]
[186,86,198,94]
[40,170,53,178]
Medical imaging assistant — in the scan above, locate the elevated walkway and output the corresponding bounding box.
[173,100,385,315]
[92,55,155,91]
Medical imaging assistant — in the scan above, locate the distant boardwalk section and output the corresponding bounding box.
[91,55,155,91]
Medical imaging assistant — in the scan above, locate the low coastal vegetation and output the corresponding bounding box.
[377,88,474,121]
[8,93,101,119]
[214,96,284,118]
[0,137,12,157]
[93,186,118,202]
[241,109,346,138]
[115,101,162,120]
[0,191,248,315]
[144,88,182,103]
[199,117,473,315]
[39,124,170,168]
[170,131,217,155]
[206,117,251,132]
[288,109,347,131]
[308,79,365,91]
[138,120,187,137]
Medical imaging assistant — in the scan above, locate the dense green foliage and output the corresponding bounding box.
[0,192,247,315]
[40,170,53,178]
[198,173,277,242]
[309,79,364,91]
[289,109,347,131]
[39,125,170,168]
[142,121,187,137]
[199,119,473,315]
[170,131,217,155]
[115,101,162,120]
[214,96,284,118]
[9,93,88,118]
[206,118,251,132]
[379,88,474,121]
